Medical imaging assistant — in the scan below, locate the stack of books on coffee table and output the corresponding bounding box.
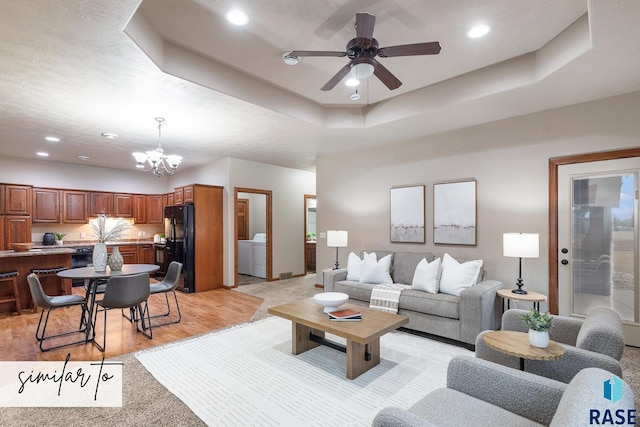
[328,308,362,321]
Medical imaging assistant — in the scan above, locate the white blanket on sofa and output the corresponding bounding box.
[369,283,411,313]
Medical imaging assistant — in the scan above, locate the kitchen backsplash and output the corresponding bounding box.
[32,223,163,244]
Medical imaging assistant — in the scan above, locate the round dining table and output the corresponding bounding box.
[58,264,160,344]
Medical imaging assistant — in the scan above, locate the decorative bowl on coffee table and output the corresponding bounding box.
[314,292,349,313]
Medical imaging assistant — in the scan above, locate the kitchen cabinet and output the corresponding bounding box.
[138,243,155,265]
[162,194,168,209]
[0,185,4,213]
[32,188,60,223]
[133,195,146,224]
[62,190,88,223]
[4,215,31,247]
[174,188,184,206]
[167,192,174,207]
[147,195,163,224]
[0,216,4,250]
[182,185,194,203]
[4,184,32,215]
[89,192,113,216]
[114,193,133,217]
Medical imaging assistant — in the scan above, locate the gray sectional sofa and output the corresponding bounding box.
[323,250,503,347]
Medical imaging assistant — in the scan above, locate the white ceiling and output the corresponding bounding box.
[1,0,639,174]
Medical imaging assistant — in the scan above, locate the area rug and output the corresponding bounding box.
[136,316,472,426]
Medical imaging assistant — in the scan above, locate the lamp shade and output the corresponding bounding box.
[327,230,348,247]
[503,233,539,258]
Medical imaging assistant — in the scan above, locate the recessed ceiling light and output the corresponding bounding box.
[226,10,248,26]
[345,78,360,87]
[77,155,90,161]
[45,136,60,142]
[36,152,49,157]
[467,24,491,39]
[101,132,118,139]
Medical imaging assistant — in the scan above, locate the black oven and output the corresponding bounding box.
[71,246,93,286]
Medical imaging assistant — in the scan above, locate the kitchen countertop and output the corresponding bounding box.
[0,248,76,258]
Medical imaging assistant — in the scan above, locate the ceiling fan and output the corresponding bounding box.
[287,12,441,91]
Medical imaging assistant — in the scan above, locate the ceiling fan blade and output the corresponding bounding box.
[371,59,402,90]
[289,50,347,57]
[378,41,441,57]
[321,61,353,91]
[355,13,376,46]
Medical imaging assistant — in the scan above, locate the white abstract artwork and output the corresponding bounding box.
[433,180,477,245]
[390,185,425,243]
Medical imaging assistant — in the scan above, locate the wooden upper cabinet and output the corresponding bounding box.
[133,195,147,224]
[114,193,134,218]
[32,188,60,223]
[167,192,174,207]
[4,184,32,215]
[147,195,163,224]
[89,192,113,216]
[0,184,4,214]
[62,190,88,223]
[183,185,194,203]
[174,188,184,206]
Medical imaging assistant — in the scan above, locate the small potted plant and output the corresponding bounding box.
[54,232,67,246]
[519,308,554,348]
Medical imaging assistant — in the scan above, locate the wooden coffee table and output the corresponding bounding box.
[482,330,565,371]
[268,298,409,379]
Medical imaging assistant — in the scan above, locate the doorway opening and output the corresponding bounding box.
[304,195,317,275]
[234,188,273,286]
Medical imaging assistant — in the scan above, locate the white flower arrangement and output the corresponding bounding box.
[90,213,131,243]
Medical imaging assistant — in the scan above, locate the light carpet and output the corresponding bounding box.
[136,316,472,426]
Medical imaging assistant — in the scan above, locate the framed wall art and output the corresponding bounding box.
[390,185,425,243]
[433,179,477,245]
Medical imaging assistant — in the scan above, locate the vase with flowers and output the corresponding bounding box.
[90,213,131,271]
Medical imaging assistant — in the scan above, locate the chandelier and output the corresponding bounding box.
[132,117,182,177]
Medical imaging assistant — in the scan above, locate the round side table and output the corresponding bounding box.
[497,288,547,313]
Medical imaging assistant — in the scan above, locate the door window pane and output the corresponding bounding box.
[572,174,636,321]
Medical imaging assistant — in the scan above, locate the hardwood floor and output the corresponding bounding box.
[0,287,263,361]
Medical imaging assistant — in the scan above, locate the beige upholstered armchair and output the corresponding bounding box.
[475,307,624,383]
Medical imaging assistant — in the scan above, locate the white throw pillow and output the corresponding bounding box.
[439,253,483,296]
[411,257,441,294]
[346,251,376,281]
[359,253,393,284]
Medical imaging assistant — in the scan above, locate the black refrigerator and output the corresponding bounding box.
[164,204,195,293]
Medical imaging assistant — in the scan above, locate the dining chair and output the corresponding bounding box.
[27,273,89,352]
[148,261,183,327]
[92,272,152,352]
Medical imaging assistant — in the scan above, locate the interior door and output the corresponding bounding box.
[558,158,639,345]
[236,198,249,240]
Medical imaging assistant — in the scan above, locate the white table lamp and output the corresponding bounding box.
[503,233,539,295]
[327,230,348,270]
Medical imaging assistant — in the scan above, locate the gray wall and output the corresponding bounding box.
[315,91,640,312]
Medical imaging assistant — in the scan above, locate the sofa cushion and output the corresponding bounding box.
[334,280,376,302]
[440,253,483,296]
[399,289,460,319]
[346,251,376,281]
[360,253,393,284]
[392,251,435,285]
[411,257,441,294]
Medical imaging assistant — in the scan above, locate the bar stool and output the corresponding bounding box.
[30,267,69,313]
[0,271,21,315]
[31,266,69,293]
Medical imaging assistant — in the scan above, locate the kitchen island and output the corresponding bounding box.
[0,248,74,313]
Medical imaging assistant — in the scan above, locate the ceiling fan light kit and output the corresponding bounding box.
[287,12,441,92]
[281,51,300,65]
